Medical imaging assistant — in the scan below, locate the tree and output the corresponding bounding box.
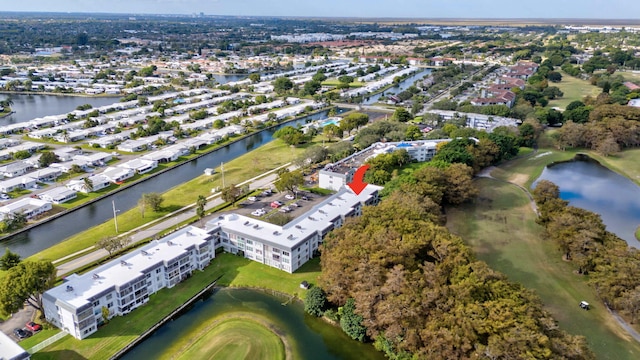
[273,126,305,146]
[249,73,261,83]
[338,75,354,85]
[0,261,56,314]
[323,123,342,142]
[304,286,327,317]
[83,177,94,192]
[391,108,412,122]
[273,77,294,95]
[340,298,366,342]
[142,193,163,212]
[196,195,207,224]
[547,71,563,83]
[221,184,243,204]
[0,248,20,270]
[96,236,130,257]
[274,169,304,195]
[38,151,61,168]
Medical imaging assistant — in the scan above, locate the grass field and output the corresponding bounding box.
[168,317,285,360]
[321,79,364,87]
[24,136,325,264]
[548,72,600,110]
[447,178,640,359]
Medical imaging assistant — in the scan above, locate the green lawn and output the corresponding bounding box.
[24,136,325,264]
[548,72,601,110]
[169,318,285,360]
[321,79,364,87]
[619,70,640,83]
[447,178,640,360]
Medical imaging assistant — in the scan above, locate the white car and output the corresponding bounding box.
[248,196,257,202]
[251,209,266,216]
[285,194,295,200]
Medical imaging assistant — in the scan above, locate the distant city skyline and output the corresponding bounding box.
[2,0,640,20]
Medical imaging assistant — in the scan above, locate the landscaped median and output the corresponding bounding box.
[31,253,320,359]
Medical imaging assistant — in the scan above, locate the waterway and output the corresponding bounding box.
[3,109,333,257]
[361,68,431,105]
[0,94,122,124]
[120,288,384,360]
[211,73,248,84]
[535,156,640,249]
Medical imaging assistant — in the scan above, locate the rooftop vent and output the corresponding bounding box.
[273,231,281,235]
[253,224,260,229]
[244,221,250,226]
[141,250,149,256]
[295,225,302,229]
[308,216,316,221]
[318,209,326,214]
[92,274,100,280]
[167,240,175,246]
[120,260,128,266]
[287,234,294,240]
[66,285,74,292]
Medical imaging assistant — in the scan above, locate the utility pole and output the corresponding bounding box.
[221,162,225,188]
[112,200,120,234]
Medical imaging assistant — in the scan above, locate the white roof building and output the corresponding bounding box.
[206,184,381,273]
[38,187,78,204]
[101,166,135,183]
[118,158,158,174]
[43,226,215,340]
[0,331,29,360]
[0,197,52,220]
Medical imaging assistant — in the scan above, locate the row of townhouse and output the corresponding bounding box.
[471,62,538,108]
[43,226,214,340]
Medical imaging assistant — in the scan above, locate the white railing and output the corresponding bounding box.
[28,331,68,354]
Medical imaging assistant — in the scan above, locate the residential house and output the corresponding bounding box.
[101,167,135,184]
[38,187,78,204]
[0,197,52,220]
[118,159,158,174]
[66,174,111,193]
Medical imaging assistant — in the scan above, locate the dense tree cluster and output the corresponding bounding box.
[554,104,640,155]
[533,180,640,323]
[319,189,594,359]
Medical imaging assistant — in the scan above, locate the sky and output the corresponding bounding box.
[1,0,639,19]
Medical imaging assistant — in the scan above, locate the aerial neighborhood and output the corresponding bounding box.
[1,6,640,360]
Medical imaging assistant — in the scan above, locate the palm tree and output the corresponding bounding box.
[83,177,94,193]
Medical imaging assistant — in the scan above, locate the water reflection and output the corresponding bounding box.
[535,157,640,248]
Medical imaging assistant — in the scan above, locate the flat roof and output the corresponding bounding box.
[45,226,211,310]
[208,184,381,250]
[0,331,28,360]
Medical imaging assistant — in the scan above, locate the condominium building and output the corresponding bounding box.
[42,226,214,340]
[206,184,381,273]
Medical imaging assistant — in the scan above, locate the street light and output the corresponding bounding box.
[112,200,120,233]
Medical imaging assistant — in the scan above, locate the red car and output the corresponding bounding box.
[25,322,42,332]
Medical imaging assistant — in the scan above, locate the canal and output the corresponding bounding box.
[361,68,431,105]
[535,156,640,249]
[0,94,122,124]
[3,109,334,257]
[120,288,384,360]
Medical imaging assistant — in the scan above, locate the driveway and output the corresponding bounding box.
[0,304,35,341]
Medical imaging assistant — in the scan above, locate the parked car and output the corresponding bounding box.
[262,189,272,196]
[279,206,292,213]
[13,328,31,339]
[251,209,266,216]
[285,194,295,200]
[0,193,9,200]
[248,196,257,202]
[290,202,300,208]
[270,201,281,208]
[26,321,42,332]
[301,196,309,201]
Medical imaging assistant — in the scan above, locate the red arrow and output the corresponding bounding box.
[347,164,370,195]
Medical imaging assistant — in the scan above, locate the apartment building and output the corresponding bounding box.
[42,226,214,340]
[206,185,381,273]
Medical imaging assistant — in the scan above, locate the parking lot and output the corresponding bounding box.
[231,189,330,223]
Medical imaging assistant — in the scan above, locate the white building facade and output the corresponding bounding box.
[206,185,381,273]
[42,226,215,340]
